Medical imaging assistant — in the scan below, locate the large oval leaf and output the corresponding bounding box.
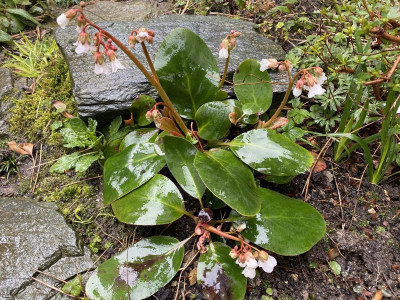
[230,188,326,256]
[85,236,184,300]
[103,142,165,205]
[154,28,220,119]
[233,59,272,115]
[197,242,247,300]
[194,149,260,216]
[163,136,206,199]
[195,101,234,141]
[229,129,313,176]
[111,175,186,225]
[119,128,159,151]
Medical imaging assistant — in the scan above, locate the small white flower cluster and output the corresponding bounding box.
[128,27,155,49]
[230,249,277,279]
[218,30,241,59]
[292,67,327,98]
[57,10,126,76]
[259,58,292,72]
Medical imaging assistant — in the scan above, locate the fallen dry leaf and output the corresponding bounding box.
[124,112,134,125]
[188,268,197,286]
[327,248,340,260]
[53,101,73,119]
[371,290,382,300]
[267,117,289,130]
[8,141,33,157]
[310,152,327,173]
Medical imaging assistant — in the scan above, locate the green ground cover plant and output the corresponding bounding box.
[53,5,328,299]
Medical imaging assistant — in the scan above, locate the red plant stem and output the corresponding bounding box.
[77,10,190,136]
[200,223,258,251]
[141,42,159,83]
[370,27,400,44]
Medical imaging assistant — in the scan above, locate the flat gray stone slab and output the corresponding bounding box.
[55,14,288,121]
[0,198,93,299]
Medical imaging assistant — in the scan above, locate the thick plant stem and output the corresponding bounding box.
[218,52,230,89]
[80,13,190,136]
[141,42,159,83]
[262,70,301,128]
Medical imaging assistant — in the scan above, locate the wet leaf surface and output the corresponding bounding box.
[111,174,185,225]
[230,188,326,256]
[154,28,220,119]
[194,149,260,216]
[119,128,159,151]
[229,129,313,176]
[103,142,165,205]
[85,236,184,300]
[197,242,246,300]
[163,136,205,199]
[195,101,234,141]
[233,59,273,115]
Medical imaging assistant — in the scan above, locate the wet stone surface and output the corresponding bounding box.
[0,68,14,139]
[0,197,93,299]
[55,14,288,122]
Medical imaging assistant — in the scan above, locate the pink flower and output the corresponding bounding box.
[259,59,279,72]
[74,31,93,54]
[56,9,76,29]
[93,52,110,75]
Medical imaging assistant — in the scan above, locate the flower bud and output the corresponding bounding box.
[253,251,259,259]
[65,9,77,19]
[77,15,86,27]
[258,250,269,261]
[229,112,237,125]
[238,253,246,264]
[231,30,241,38]
[94,52,104,65]
[147,35,154,44]
[229,249,239,259]
[128,35,137,48]
[148,30,155,37]
[236,223,246,232]
[145,110,153,121]
[314,67,323,77]
[80,1,86,7]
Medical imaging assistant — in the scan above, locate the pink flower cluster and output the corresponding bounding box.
[230,247,277,279]
[292,67,327,98]
[218,30,241,59]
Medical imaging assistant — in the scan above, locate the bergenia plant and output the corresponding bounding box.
[57,5,327,300]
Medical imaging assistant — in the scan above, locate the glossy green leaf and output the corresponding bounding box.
[112,175,185,225]
[229,129,313,176]
[163,136,205,199]
[103,143,165,205]
[195,101,233,141]
[203,189,226,209]
[6,8,39,25]
[103,127,134,159]
[154,28,220,119]
[131,95,156,126]
[85,236,184,300]
[215,90,228,101]
[119,128,159,151]
[230,188,326,256]
[194,149,260,216]
[197,242,246,300]
[233,59,272,114]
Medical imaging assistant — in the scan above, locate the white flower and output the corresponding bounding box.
[307,83,325,98]
[293,86,302,97]
[73,41,94,55]
[76,25,84,33]
[136,31,149,43]
[110,58,125,73]
[236,259,246,268]
[397,106,400,114]
[219,47,229,59]
[242,266,257,279]
[259,59,272,72]
[57,13,69,29]
[258,255,277,273]
[237,223,246,232]
[316,72,327,85]
[94,63,111,75]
